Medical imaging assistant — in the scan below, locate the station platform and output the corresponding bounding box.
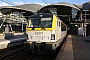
[0,33,27,49]
[55,34,90,60]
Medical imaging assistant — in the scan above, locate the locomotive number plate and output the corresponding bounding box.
[35,32,43,35]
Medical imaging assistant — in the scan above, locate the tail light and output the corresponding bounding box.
[51,34,55,40]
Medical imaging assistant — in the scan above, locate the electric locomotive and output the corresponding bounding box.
[26,13,67,50]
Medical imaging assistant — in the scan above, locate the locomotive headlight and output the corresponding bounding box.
[51,34,55,40]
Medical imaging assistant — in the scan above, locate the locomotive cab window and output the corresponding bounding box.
[28,14,52,28]
[61,22,66,31]
[28,20,32,27]
[57,17,61,27]
[59,22,61,27]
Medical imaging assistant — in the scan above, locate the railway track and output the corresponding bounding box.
[0,44,25,59]
[27,36,67,60]
[0,47,58,60]
[0,36,67,60]
[27,50,57,60]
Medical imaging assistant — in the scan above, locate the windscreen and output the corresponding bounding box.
[28,16,52,28]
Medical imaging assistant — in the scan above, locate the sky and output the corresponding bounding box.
[0,0,89,6]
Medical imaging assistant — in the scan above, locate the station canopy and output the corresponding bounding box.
[39,2,81,25]
[0,4,42,16]
[73,2,90,10]
[74,2,90,23]
[82,2,90,10]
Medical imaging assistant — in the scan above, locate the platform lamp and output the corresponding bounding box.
[83,10,89,38]
[21,12,25,34]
